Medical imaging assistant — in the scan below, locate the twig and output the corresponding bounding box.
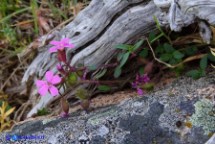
[146,38,173,68]
[0,59,26,90]
[165,54,207,69]
[146,38,207,69]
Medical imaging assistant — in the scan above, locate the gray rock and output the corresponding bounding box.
[0,74,214,144]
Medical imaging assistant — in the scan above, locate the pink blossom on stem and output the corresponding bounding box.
[36,71,62,96]
[132,73,150,96]
[137,88,144,95]
[56,64,62,71]
[136,74,150,83]
[49,38,74,53]
[60,111,69,118]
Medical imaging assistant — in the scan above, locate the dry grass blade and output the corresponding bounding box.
[146,38,173,68]
[0,101,15,132]
[146,38,207,69]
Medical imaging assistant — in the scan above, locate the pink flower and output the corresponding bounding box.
[49,38,74,53]
[131,73,150,96]
[36,71,62,96]
[136,74,150,83]
[132,74,150,88]
[56,64,62,71]
[137,88,144,96]
[60,111,69,118]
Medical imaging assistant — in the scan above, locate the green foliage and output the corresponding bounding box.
[155,43,184,65]
[75,88,88,100]
[152,16,172,44]
[87,65,97,71]
[115,39,144,78]
[94,69,107,79]
[173,64,185,77]
[67,73,78,85]
[139,48,148,58]
[210,48,215,68]
[37,108,49,116]
[114,66,122,78]
[119,52,130,68]
[138,67,145,75]
[97,85,111,92]
[115,39,144,53]
[142,83,154,91]
[190,99,215,134]
[184,46,198,56]
[186,69,204,80]
[186,55,208,79]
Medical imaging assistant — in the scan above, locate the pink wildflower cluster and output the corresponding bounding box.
[132,74,150,96]
[36,38,75,97]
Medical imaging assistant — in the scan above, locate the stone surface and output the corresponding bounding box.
[0,73,214,143]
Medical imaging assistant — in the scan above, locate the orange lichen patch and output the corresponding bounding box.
[185,121,192,128]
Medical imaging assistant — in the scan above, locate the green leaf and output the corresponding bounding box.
[119,52,130,68]
[67,73,78,85]
[94,69,107,79]
[133,39,144,51]
[200,69,206,77]
[117,53,124,61]
[139,67,144,75]
[75,88,88,100]
[185,46,198,56]
[186,70,202,79]
[115,44,131,50]
[114,66,122,78]
[200,55,208,70]
[139,49,148,58]
[37,108,49,116]
[163,43,175,53]
[173,51,184,60]
[173,64,184,77]
[155,45,164,54]
[142,83,154,91]
[208,53,215,62]
[160,53,172,62]
[98,85,111,92]
[88,65,97,71]
[169,59,178,65]
[149,32,156,43]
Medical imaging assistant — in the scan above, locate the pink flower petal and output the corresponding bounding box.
[50,40,60,45]
[65,44,75,48]
[51,75,61,84]
[49,47,58,53]
[137,88,144,96]
[36,80,46,88]
[38,85,49,96]
[49,86,59,96]
[61,38,70,43]
[58,46,65,51]
[45,71,54,82]
[60,111,69,118]
[56,64,62,70]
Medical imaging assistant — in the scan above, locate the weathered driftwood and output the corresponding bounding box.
[205,134,215,144]
[21,0,215,118]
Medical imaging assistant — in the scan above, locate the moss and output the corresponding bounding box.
[190,99,215,134]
